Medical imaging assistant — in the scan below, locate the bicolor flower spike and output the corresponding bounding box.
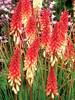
[10,0,32,30]
[10,0,32,45]
[10,0,22,45]
[24,38,40,86]
[25,14,37,45]
[8,47,21,94]
[46,10,68,65]
[57,11,68,57]
[46,66,58,99]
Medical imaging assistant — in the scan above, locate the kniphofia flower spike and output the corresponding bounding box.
[8,47,21,94]
[10,0,32,45]
[24,38,40,86]
[46,10,68,65]
[46,66,58,98]
[10,0,22,33]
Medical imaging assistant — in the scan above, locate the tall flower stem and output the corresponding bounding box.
[15,94,17,100]
[30,87,32,100]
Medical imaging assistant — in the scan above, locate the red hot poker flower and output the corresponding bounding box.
[10,0,22,45]
[46,10,68,61]
[10,0,32,32]
[46,66,58,98]
[25,14,37,45]
[64,37,75,61]
[10,0,22,32]
[8,47,21,94]
[10,0,32,31]
[24,38,40,86]
[10,0,32,45]
[40,8,52,48]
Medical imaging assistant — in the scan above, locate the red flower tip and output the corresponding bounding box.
[10,1,22,32]
[21,0,32,17]
[46,67,58,98]
[64,37,75,61]
[60,10,68,37]
[8,47,21,94]
[25,15,37,44]
[40,8,51,48]
[40,8,51,28]
[10,0,32,32]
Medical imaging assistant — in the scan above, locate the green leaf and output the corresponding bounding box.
[71,72,75,80]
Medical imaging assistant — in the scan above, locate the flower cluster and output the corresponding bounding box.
[10,0,32,46]
[45,11,68,65]
[7,0,75,98]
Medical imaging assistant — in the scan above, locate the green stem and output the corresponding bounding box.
[30,87,32,100]
[15,94,17,100]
